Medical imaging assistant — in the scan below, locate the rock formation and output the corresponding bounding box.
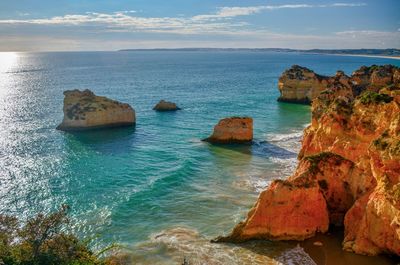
[153,100,181,111]
[57,89,135,131]
[203,117,253,144]
[216,65,400,256]
[278,65,352,104]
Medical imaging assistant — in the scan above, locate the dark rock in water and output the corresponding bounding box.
[153,100,181,111]
[57,89,135,131]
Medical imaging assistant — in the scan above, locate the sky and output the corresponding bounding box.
[0,0,399,51]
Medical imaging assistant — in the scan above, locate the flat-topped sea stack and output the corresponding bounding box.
[278,64,400,104]
[203,117,253,144]
[215,65,400,256]
[57,89,135,131]
[153,100,181,111]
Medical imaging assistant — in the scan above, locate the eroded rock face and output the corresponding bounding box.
[57,89,135,131]
[202,117,253,144]
[153,100,181,111]
[278,65,333,104]
[218,65,400,256]
[214,178,329,242]
[278,64,400,104]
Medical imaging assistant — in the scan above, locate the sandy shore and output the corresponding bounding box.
[323,53,400,60]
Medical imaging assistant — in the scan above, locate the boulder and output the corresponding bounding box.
[153,100,181,111]
[57,89,135,131]
[202,117,253,144]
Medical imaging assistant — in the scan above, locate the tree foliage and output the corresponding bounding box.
[0,205,120,265]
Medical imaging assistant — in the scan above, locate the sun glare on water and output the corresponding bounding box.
[0,52,18,74]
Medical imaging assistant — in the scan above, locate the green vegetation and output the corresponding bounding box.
[332,98,353,116]
[0,205,120,265]
[369,64,379,72]
[359,91,393,105]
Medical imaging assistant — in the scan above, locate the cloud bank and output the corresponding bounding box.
[0,2,398,51]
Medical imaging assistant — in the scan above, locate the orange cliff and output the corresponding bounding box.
[214,65,400,256]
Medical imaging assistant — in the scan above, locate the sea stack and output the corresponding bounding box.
[57,89,135,131]
[277,65,330,104]
[153,100,181,111]
[203,117,253,144]
[215,65,400,256]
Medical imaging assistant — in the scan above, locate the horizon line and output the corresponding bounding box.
[1,47,400,53]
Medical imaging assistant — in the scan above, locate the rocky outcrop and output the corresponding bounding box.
[278,64,400,104]
[153,100,181,111]
[214,177,329,242]
[217,65,400,256]
[203,117,253,144]
[57,89,135,131]
[278,65,331,104]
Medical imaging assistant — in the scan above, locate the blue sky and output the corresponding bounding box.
[0,0,399,51]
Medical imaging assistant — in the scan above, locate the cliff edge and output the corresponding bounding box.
[277,64,398,104]
[216,65,400,256]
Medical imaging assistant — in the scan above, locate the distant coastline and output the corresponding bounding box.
[322,53,400,60]
[119,48,400,59]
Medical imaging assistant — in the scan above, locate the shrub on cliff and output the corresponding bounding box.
[0,205,120,265]
[359,91,393,104]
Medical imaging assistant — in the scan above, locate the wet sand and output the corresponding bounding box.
[300,226,399,265]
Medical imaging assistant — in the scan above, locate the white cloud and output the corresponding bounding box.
[0,3,368,34]
[192,3,363,20]
[3,2,398,51]
[331,3,367,7]
[335,30,399,37]
[0,2,368,26]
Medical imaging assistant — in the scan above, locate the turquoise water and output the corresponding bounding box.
[1,51,399,264]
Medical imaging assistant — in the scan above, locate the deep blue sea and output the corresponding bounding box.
[1,51,399,264]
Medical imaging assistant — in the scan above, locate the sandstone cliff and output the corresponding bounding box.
[57,89,135,131]
[278,64,400,104]
[216,65,400,256]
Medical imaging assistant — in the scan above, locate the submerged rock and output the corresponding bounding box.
[218,65,400,257]
[203,117,253,144]
[153,100,181,111]
[57,89,135,131]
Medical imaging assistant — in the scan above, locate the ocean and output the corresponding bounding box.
[0,51,399,264]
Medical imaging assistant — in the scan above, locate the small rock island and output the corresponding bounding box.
[57,89,135,131]
[215,65,400,257]
[153,100,181,111]
[203,117,253,144]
